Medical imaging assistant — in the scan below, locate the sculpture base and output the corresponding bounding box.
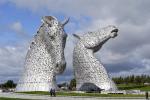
[16,82,58,92]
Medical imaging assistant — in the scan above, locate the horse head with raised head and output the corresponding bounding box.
[73,25,119,91]
[73,25,118,52]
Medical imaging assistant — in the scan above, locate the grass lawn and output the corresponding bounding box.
[15,84,150,98]
[137,86,150,91]
[17,91,145,97]
[117,84,150,91]
[0,97,31,100]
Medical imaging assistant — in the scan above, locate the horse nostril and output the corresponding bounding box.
[111,29,118,33]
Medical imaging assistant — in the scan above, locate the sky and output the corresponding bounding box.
[0,0,150,84]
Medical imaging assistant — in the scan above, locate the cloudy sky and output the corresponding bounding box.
[0,0,150,83]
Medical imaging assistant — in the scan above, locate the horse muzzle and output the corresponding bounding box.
[110,28,118,38]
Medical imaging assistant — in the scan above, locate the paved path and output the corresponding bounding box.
[0,92,147,100]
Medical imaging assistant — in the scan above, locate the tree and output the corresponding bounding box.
[134,76,142,84]
[58,82,69,88]
[2,80,16,88]
[69,78,76,90]
[112,75,150,85]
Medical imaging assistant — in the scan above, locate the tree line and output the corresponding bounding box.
[112,75,150,84]
[1,75,150,89]
[0,80,16,89]
[69,75,150,90]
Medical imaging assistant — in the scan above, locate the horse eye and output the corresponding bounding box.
[49,35,55,40]
[48,24,52,27]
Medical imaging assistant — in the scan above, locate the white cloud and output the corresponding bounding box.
[0,0,150,83]
[111,59,150,77]
[9,21,30,38]
[0,43,28,83]
[7,0,150,24]
[11,22,23,33]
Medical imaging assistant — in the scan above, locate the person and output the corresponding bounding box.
[53,89,56,97]
[50,88,53,96]
[146,91,149,100]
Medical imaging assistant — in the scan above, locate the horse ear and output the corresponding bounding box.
[62,18,69,26]
[73,34,80,39]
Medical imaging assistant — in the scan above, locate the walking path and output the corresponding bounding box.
[0,92,146,100]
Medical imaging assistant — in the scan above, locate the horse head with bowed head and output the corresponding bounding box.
[16,16,69,92]
[41,16,69,74]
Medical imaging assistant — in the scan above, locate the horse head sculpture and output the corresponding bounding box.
[16,16,69,91]
[73,25,119,91]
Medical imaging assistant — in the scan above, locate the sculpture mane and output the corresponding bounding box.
[16,16,68,92]
[73,25,118,91]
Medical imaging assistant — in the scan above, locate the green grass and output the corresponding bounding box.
[136,86,150,91]
[117,84,150,91]
[16,84,150,98]
[0,97,31,100]
[17,91,145,97]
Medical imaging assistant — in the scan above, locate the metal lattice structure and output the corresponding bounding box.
[73,25,119,91]
[16,16,68,92]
